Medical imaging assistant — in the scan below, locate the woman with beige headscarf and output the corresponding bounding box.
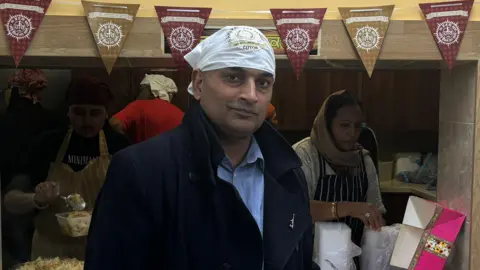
[293,90,386,267]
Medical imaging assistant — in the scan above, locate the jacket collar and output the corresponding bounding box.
[183,101,301,186]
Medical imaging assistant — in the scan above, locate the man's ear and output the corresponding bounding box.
[191,70,203,101]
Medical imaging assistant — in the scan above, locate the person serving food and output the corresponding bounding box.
[293,90,386,269]
[4,77,130,260]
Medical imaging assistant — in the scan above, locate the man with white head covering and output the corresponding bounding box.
[85,26,312,270]
[110,74,184,143]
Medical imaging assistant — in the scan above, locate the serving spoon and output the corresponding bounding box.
[60,194,86,211]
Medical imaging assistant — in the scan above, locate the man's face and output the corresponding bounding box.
[68,104,107,138]
[192,67,274,138]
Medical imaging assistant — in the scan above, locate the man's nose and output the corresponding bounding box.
[346,126,355,137]
[83,115,94,123]
[239,78,258,103]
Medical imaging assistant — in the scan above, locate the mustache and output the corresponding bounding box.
[227,105,258,115]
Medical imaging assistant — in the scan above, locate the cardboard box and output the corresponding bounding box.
[379,161,393,182]
[390,196,465,269]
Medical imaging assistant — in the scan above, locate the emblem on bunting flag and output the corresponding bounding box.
[6,13,34,41]
[419,0,473,71]
[270,8,326,79]
[82,1,140,74]
[96,21,124,49]
[435,20,461,46]
[155,6,212,69]
[339,5,394,78]
[169,26,196,53]
[354,26,381,52]
[0,0,53,67]
[285,27,311,53]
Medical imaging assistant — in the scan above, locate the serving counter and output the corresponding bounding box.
[380,179,436,226]
[380,179,436,201]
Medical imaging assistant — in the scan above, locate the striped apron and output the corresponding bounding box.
[313,153,368,269]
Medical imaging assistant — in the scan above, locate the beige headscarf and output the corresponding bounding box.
[310,90,363,167]
[140,74,178,102]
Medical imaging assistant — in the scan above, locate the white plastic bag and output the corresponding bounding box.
[313,222,362,270]
[360,224,401,270]
[322,244,362,270]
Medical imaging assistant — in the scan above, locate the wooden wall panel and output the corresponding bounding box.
[271,68,440,159]
[71,68,193,114]
[272,69,439,131]
[72,67,440,159]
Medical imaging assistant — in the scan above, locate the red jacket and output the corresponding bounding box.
[114,99,184,144]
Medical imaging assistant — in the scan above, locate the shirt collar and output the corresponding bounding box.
[246,137,263,164]
[221,136,264,171]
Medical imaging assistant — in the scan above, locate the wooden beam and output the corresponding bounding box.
[1,16,479,65]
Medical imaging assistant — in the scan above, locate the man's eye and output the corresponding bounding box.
[90,111,102,117]
[73,109,86,116]
[226,75,241,82]
[258,80,271,88]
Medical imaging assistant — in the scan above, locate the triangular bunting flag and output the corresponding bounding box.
[0,0,52,67]
[82,1,139,74]
[419,0,473,71]
[339,5,394,77]
[155,6,212,70]
[270,8,326,79]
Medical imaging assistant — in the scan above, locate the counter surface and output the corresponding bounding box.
[380,179,436,201]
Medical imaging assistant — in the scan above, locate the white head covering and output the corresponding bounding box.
[140,74,178,102]
[184,26,276,95]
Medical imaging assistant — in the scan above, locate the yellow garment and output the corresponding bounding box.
[31,129,110,260]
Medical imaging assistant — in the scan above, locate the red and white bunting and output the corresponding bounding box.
[419,0,473,71]
[155,6,212,69]
[270,8,326,79]
[0,0,52,67]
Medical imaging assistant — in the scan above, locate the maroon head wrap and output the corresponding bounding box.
[66,77,113,107]
[8,69,48,103]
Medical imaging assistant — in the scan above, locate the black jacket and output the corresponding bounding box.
[85,101,313,270]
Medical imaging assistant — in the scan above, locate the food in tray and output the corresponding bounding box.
[16,257,84,270]
[56,211,92,237]
[67,211,90,218]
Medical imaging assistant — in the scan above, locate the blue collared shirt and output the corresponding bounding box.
[217,137,265,235]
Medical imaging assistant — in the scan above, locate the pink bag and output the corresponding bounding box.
[390,196,465,269]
